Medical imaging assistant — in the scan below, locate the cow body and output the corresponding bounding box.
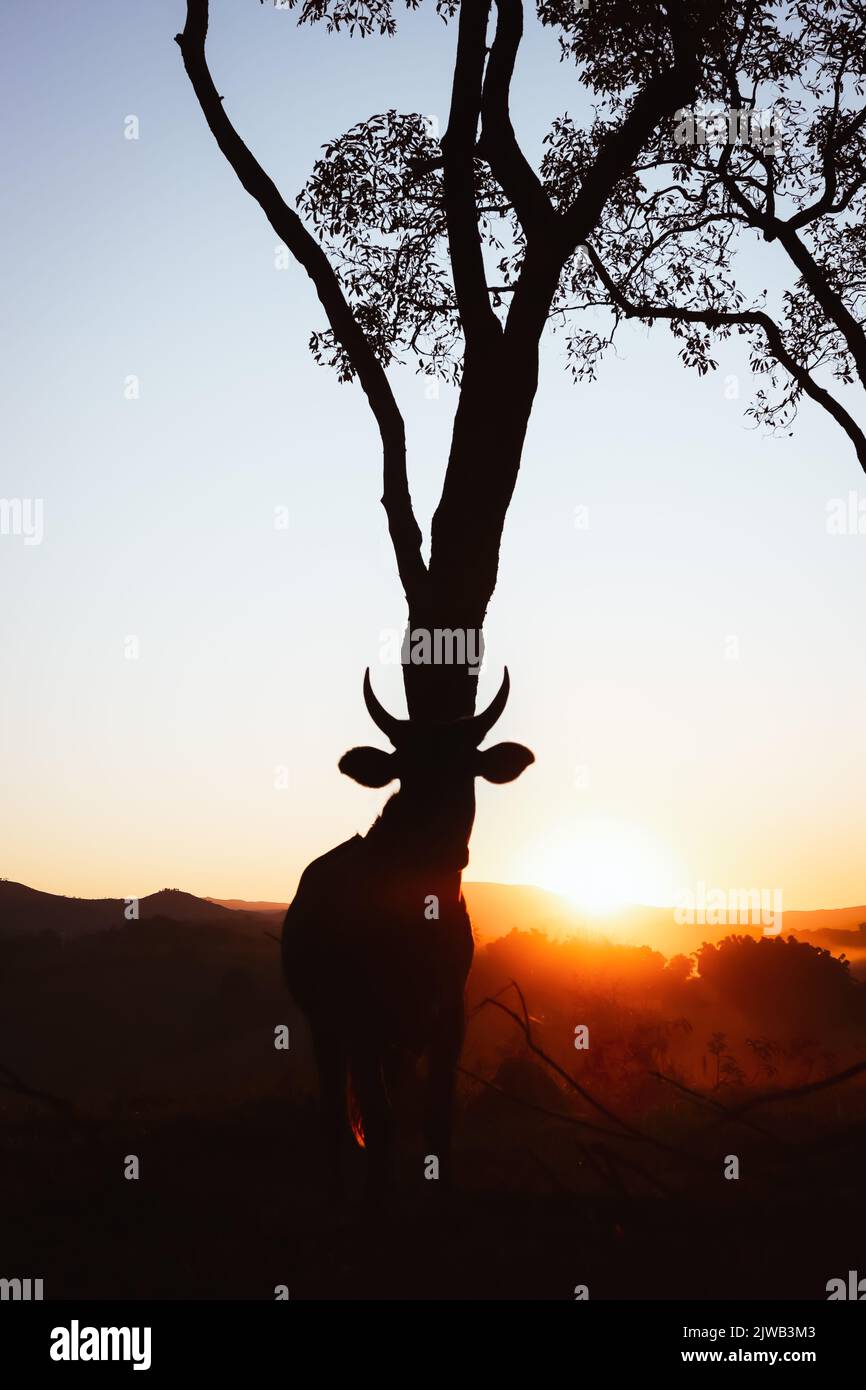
[283,832,473,1056]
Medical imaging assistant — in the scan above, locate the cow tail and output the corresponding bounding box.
[346,1069,366,1149]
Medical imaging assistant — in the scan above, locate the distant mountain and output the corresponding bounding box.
[207,898,288,915]
[0,881,254,940]
[3,878,865,960]
[0,881,120,938]
[135,889,242,924]
[782,906,866,936]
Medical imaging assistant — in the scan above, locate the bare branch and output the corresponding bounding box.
[441,0,503,351]
[649,1069,790,1145]
[478,0,556,241]
[458,1064,634,1141]
[727,1056,866,1117]
[477,984,665,1145]
[175,0,427,602]
[0,1060,73,1113]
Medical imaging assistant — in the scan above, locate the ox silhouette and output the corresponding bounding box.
[282,667,533,1195]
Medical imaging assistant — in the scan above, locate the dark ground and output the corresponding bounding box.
[2,914,865,1301]
[2,1090,864,1300]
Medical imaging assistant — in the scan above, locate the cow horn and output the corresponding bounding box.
[362,666,510,744]
[469,667,510,745]
[363,669,410,745]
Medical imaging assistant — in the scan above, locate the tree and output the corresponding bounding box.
[567,0,866,471]
[695,934,864,1033]
[176,0,728,722]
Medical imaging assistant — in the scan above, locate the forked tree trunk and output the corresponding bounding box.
[176,0,707,724]
[402,346,539,723]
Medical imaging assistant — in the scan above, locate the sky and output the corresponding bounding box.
[2,0,865,917]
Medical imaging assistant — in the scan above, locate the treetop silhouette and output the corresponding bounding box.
[572,1,866,469]
[177,0,724,717]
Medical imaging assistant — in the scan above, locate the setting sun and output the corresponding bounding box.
[516,817,683,916]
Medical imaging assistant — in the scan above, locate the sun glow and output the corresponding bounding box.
[516,817,682,917]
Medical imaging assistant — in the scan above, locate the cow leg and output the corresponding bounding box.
[311,1024,347,1203]
[425,1001,464,1188]
[382,1044,405,1101]
[350,1048,392,1200]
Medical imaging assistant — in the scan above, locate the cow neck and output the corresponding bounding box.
[363,800,465,906]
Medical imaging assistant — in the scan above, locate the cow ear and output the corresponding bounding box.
[339,746,398,788]
[476,742,535,784]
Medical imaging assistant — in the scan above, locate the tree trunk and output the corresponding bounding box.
[402,346,539,723]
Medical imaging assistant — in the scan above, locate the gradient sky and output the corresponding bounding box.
[2,0,865,914]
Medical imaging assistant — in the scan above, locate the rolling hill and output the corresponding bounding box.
[0,881,271,940]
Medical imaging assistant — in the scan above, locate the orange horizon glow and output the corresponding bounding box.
[9,859,866,921]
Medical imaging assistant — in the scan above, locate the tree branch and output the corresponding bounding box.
[0,1060,73,1113]
[585,244,866,474]
[727,1055,866,1116]
[175,0,427,602]
[505,3,704,351]
[478,0,556,242]
[441,0,503,351]
[718,155,866,393]
[557,15,701,260]
[771,222,866,391]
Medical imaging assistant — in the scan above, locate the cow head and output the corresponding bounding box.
[339,669,534,871]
